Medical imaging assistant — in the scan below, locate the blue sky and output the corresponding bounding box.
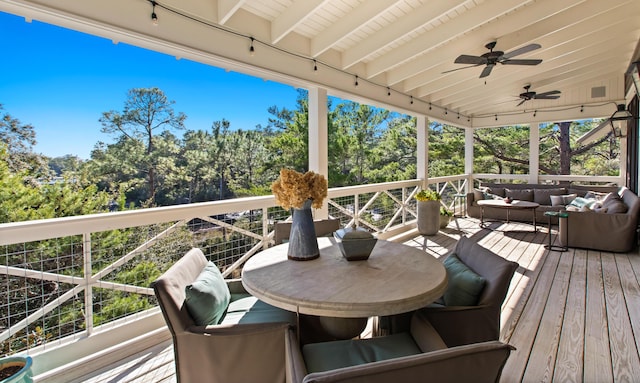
[0,11,300,159]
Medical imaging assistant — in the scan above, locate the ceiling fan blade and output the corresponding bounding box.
[501,43,541,59]
[441,64,483,74]
[501,59,543,66]
[517,99,527,106]
[454,55,487,65]
[480,64,495,78]
[535,90,561,97]
[535,95,561,100]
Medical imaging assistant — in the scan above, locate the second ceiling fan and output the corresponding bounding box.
[444,41,543,78]
[517,85,561,106]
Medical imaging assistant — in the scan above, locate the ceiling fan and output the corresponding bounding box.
[517,85,561,106]
[444,41,543,78]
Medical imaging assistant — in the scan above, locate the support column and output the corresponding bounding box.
[417,115,428,188]
[529,123,540,184]
[309,87,329,218]
[464,128,474,192]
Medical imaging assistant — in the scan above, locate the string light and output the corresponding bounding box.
[151,1,158,26]
[145,1,617,125]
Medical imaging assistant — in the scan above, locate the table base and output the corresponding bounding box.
[479,205,537,233]
[318,316,368,339]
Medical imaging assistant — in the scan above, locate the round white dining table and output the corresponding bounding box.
[242,237,447,338]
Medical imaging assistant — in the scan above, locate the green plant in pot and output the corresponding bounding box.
[439,207,453,228]
[0,355,33,383]
[415,189,441,235]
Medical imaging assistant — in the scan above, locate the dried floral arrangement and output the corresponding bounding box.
[271,168,328,210]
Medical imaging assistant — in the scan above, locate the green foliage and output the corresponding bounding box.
[0,89,622,356]
[415,189,441,201]
[440,206,453,216]
[428,123,465,177]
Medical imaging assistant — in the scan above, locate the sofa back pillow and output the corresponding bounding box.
[505,188,534,202]
[534,188,567,205]
[485,187,506,197]
[602,193,628,214]
[550,193,577,206]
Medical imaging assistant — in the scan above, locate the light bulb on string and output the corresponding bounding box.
[249,37,255,56]
[151,1,158,26]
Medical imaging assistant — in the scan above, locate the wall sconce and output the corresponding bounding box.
[610,103,632,138]
[576,103,632,144]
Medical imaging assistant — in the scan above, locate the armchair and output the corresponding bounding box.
[152,248,296,383]
[285,310,514,383]
[418,236,519,347]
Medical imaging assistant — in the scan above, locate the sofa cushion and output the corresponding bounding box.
[534,188,567,205]
[442,254,487,306]
[184,261,231,326]
[568,197,597,210]
[550,193,577,206]
[505,188,534,202]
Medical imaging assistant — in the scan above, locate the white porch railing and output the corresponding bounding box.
[0,173,619,360]
[2,178,458,357]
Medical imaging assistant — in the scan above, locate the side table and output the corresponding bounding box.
[544,211,568,252]
[453,193,467,217]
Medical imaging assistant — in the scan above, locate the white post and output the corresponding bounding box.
[309,87,329,219]
[417,115,428,189]
[464,127,474,192]
[529,123,540,184]
[83,232,93,336]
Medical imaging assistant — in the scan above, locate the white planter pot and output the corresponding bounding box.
[417,200,440,235]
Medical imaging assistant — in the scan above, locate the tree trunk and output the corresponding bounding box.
[558,121,571,174]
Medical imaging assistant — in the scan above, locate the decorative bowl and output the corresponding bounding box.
[334,228,377,261]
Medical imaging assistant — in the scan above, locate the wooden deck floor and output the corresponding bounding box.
[78,217,640,382]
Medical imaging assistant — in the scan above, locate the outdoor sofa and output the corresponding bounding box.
[466,183,639,252]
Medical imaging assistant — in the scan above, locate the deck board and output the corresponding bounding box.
[584,251,613,382]
[74,217,640,383]
[553,249,586,382]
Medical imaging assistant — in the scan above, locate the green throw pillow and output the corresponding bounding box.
[185,261,231,326]
[442,254,487,306]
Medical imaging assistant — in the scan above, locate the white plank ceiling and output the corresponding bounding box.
[2,0,639,127]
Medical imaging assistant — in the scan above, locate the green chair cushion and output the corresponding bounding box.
[184,261,230,326]
[223,295,296,325]
[302,332,421,373]
[442,254,487,306]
